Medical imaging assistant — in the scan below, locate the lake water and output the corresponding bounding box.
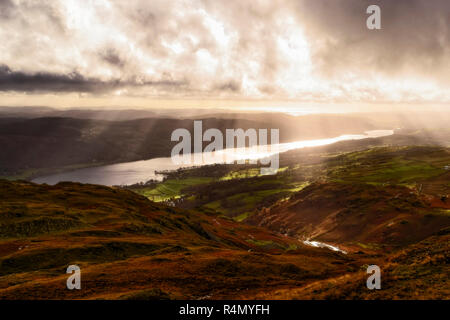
[33,130,393,186]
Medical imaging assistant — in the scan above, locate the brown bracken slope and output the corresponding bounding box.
[0,179,448,299]
[0,179,361,299]
[246,181,450,249]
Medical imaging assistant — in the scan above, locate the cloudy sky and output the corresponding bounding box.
[0,0,449,111]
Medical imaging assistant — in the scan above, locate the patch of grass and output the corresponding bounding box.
[287,182,310,193]
[134,177,213,202]
[421,209,450,217]
[331,156,445,184]
[234,211,253,222]
[213,189,292,218]
[220,168,261,180]
[204,200,221,210]
[353,242,381,250]
[220,167,288,181]
[246,239,285,250]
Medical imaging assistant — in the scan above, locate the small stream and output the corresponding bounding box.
[302,240,347,254]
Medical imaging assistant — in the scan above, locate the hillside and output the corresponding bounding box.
[133,144,450,249]
[249,229,449,300]
[0,179,359,299]
[0,113,379,180]
[0,177,448,300]
[0,117,265,179]
[245,145,450,249]
[246,181,450,248]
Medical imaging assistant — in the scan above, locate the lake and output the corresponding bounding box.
[33,130,394,186]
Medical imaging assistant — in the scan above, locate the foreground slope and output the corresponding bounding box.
[0,180,358,299]
[250,229,449,299]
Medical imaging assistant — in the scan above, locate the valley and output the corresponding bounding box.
[0,130,448,299]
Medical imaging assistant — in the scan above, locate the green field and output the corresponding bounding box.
[128,146,450,224]
[132,177,213,202]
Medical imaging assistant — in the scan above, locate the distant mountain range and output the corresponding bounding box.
[0,112,378,179]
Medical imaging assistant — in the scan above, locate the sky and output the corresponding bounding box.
[0,0,449,112]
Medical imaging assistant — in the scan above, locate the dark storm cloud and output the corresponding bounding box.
[0,0,16,19]
[0,65,107,93]
[293,0,450,81]
[215,81,241,93]
[100,48,127,69]
[0,65,187,93]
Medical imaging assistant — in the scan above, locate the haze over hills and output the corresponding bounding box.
[0,111,379,180]
[1,107,449,181]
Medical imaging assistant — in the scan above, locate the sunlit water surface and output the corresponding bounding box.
[33,130,393,186]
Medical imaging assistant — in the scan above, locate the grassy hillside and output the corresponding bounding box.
[247,181,450,248]
[130,144,450,246]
